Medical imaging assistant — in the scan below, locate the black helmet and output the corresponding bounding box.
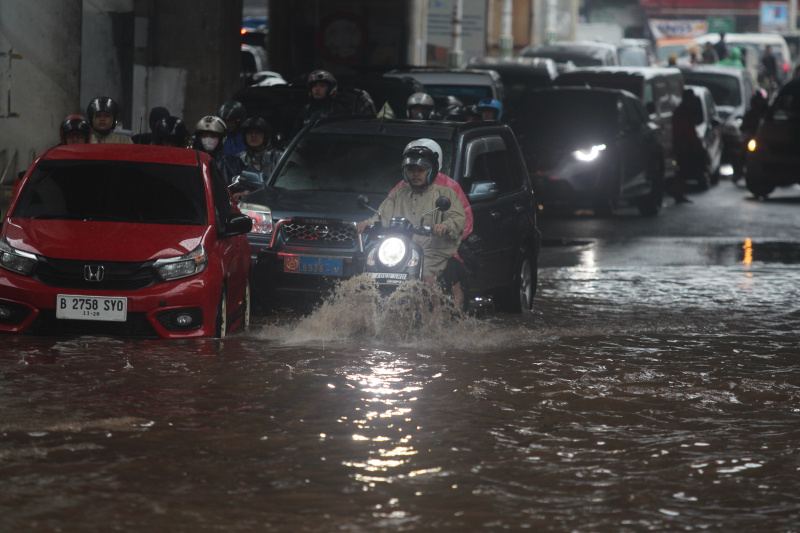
[153,116,188,147]
[401,144,439,185]
[308,70,337,96]
[59,114,91,144]
[86,96,120,133]
[217,100,247,123]
[241,116,271,146]
[406,92,436,119]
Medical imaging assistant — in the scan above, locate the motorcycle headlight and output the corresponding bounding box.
[238,202,273,235]
[154,245,207,281]
[377,237,406,267]
[0,237,38,276]
[572,144,606,162]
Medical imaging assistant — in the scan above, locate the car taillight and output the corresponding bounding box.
[238,203,273,235]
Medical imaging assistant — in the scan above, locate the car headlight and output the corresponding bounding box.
[153,245,207,281]
[572,144,606,162]
[0,237,38,276]
[238,202,273,235]
[377,237,406,267]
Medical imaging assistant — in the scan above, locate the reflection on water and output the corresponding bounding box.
[1,260,800,531]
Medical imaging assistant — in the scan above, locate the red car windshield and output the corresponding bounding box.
[12,160,207,225]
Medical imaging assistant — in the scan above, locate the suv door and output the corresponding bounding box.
[618,94,653,193]
[458,130,531,294]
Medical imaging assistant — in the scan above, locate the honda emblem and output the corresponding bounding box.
[84,265,105,282]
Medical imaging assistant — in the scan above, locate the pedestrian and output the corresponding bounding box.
[760,45,779,92]
[671,89,706,204]
[713,32,728,61]
[86,96,133,144]
[217,100,248,156]
[701,42,719,64]
[59,114,91,145]
[132,106,170,145]
[191,115,244,185]
[292,70,348,137]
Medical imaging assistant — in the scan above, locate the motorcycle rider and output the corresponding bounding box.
[59,115,91,145]
[131,106,170,145]
[387,139,473,307]
[476,97,503,121]
[292,70,348,137]
[238,115,281,175]
[356,143,466,296]
[153,116,188,148]
[406,92,438,120]
[191,115,244,185]
[86,96,133,144]
[217,100,248,156]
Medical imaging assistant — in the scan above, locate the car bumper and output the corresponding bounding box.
[0,270,222,338]
[531,167,604,205]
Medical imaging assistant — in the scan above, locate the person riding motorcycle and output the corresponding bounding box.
[86,96,133,144]
[292,70,348,137]
[387,139,473,306]
[356,143,465,292]
[153,116,188,147]
[476,97,503,121]
[59,115,91,145]
[191,115,244,185]
[217,100,248,156]
[238,115,282,175]
[406,92,438,120]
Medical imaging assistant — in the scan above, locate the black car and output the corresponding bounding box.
[468,56,558,125]
[679,65,757,178]
[518,41,620,72]
[512,87,665,216]
[238,116,541,313]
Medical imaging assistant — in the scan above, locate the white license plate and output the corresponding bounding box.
[56,295,127,322]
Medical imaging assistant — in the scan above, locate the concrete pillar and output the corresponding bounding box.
[0,0,83,180]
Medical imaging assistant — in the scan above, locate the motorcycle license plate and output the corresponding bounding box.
[366,272,408,285]
[283,256,343,276]
[56,295,127,322]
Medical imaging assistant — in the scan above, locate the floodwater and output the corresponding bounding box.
[2,240,800,532]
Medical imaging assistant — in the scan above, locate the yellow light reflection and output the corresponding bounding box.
[742,238,752,266]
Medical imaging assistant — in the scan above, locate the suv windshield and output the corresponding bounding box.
[13,160,207,225]
[272,132,454,193]
[682,73,742,106]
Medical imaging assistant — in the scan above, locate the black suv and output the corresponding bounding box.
[239,116,541,313]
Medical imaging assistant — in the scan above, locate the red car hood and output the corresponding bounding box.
[3,220,209,261]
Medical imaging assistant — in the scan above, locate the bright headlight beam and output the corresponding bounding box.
[377,238,406,267]
[572,144,606,162]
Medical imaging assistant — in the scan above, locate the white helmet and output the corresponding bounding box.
[404,138,443,168]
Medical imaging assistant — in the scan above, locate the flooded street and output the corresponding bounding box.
[2,182,800,531]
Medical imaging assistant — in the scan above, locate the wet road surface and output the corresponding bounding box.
[1,181,799,531]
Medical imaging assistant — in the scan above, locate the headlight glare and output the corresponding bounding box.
[154,245,208,281]
[377,237,406,267]
[572,144,606,162]
[0,238,37,276]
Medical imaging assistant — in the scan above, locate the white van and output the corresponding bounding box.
[692,33,792,86]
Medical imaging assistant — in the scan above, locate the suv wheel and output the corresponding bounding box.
[745,174,775,199]
[496,246,536,313]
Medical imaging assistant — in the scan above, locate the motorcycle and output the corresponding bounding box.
[355,194,451,293]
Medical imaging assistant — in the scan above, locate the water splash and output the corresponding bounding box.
[256,275,514,350]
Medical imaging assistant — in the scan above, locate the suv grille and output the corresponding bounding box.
[282,221,357,244]
[35,257,157,290]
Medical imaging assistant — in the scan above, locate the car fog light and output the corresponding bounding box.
[174,314,194,327]
[0,306,13,320]
[377,238,406,267]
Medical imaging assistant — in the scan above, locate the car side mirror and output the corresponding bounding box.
[231,170,265,191]
[468,181,499,203]
[220,212,253,238]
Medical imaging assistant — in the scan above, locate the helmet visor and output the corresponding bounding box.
[401,155,433,171]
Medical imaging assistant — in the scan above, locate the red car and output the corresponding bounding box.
[0,144,252,338]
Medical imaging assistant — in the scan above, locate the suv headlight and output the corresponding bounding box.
[572,144,606,162]
[154,245,207,281]
[238,202,273,235]
[0,237,38,276]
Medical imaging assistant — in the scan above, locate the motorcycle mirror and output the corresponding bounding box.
[356,195,370,209]
[435,196,451,212]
